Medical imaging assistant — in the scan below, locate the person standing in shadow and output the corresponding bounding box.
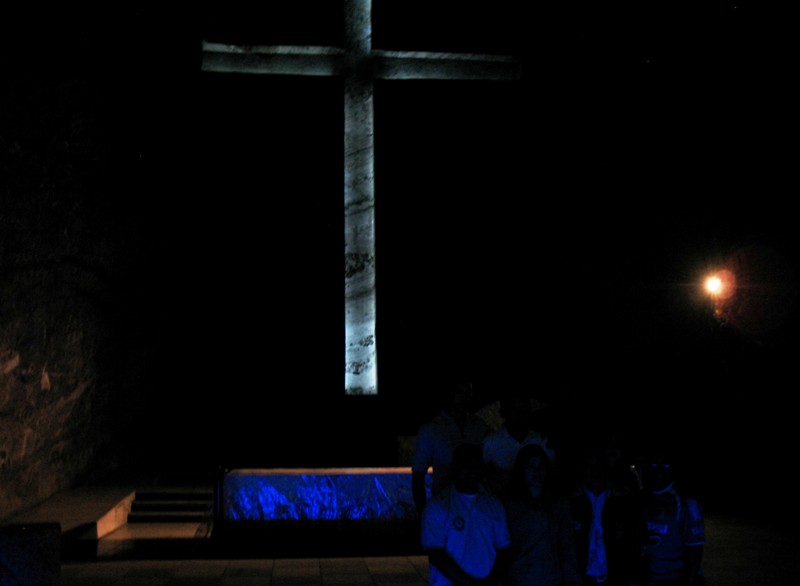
[570,441,641,586]
[412,381,490,515]
[633,444,705,586]
[502,443,582,586]
[482,390,556,501]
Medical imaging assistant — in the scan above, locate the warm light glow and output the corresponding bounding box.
[705,275,723,295]
[703,269,736,300]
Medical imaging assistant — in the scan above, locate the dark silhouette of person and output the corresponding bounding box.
[412,381,489,514]
[482,390,556,500]
[635,444,705,586]
[570,442,641,586]
[502,443,581,586]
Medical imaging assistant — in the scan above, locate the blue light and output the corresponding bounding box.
[223,468,431,521]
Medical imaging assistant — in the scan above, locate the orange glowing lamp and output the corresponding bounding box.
[704,269,736,300]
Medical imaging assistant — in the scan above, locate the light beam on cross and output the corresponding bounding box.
[201,0,521,395]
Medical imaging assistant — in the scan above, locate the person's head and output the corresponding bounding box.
[601,431,625,470]
[640,448,676,494]
[499,391,535,430]
[451,442,484,495]
[578,446,610,495]
[441,381,475,417]
[509,443,552,501]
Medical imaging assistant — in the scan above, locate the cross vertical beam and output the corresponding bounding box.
[343,0,377,394]
[201,0,520,395]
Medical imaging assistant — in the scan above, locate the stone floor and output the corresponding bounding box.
[62,555,430,585]
[5,485,800,585]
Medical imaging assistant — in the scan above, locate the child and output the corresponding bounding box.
[420,442,511,585]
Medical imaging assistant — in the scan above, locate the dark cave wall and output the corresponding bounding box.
[0,262,107,519]
[0,72,145,519]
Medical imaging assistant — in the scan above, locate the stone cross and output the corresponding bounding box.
[201,0,520,394]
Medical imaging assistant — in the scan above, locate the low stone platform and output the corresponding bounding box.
[216,467,428,558]
[220,467,426,522]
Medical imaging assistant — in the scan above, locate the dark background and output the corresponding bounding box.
[2,2,797,507]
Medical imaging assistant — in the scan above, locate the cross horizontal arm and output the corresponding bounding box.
[202,42,344,76]
[201,41,520,81]
[373,50,521,80]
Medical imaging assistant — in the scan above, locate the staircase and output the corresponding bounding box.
[128,486,215,534]
[96,484,216,559]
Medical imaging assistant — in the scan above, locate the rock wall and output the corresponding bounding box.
[0,68,147,519]
[0,250,110,519]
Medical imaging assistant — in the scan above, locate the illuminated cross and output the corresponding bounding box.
[202,0,520,394]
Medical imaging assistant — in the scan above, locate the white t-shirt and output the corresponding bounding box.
[421,485,511,586]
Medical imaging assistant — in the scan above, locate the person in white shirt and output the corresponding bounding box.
[421,442,511,586]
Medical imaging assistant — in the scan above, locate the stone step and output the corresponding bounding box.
[127,486,214,524]
[135,487,214,501]
[131,500,211,512]
[127,510,210,523]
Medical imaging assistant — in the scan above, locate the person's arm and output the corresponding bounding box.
[412,470,428,515]
[681,497,705,586]
[426,548,495,586]
[411,425,433,514]
[481,435,508,499]
[481,460,507,499]
[554,498,583,586]
[682,544,704,586]
[486,546,512,584]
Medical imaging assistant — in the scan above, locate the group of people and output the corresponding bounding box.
[411,382,705,586]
